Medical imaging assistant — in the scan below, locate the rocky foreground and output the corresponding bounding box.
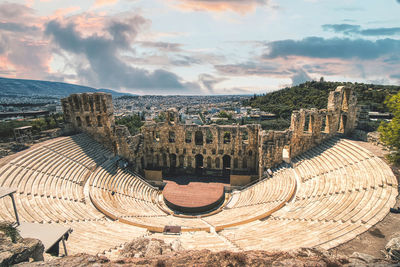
[2,221,400,267]
[4,236,399,267]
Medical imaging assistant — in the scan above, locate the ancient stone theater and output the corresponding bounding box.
[0,86,397,255]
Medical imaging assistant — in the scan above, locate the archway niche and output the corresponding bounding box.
[195,131,203,145]
[222,155,231,176]
[195,154,203,175]
[170,154,177,168]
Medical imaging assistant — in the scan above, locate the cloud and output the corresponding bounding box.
[215,61,289,76]
[0,22,39,33]
[44,18,199,92]
[94,0,119,8]
[290,68,312,86]
[198,73,225,94]
[170,0,270,14]
[263,37,400,60]
[0,2,34,20]
[323,24,400,36]
[138,41,182,52]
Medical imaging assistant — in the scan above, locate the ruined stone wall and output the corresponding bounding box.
[61,93,116,152]
[61,86,358,180]
[141,111,260,176]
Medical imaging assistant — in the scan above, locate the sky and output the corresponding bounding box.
[0,0,399,95]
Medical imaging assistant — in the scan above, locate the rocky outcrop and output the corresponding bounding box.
[386,236,400,261]
[0,222,44,266]
[119,237,182,258]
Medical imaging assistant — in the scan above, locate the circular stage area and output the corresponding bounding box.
[163,181,225,214]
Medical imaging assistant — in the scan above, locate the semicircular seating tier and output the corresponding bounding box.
[0,133,397,255]
[87,158,296,232]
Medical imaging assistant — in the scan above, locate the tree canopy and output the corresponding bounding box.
[378,92,400,165]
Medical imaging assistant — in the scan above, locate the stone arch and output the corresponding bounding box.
[338,114,347,133]
[162,153,167,167]
[195,131,203,145]
[207,156,212,168]
[242,131,248,144]
[223,132,231,144]
[242,157,247,169]
[97,115,102,127]
[169,131,175,143]
[85,116,91,127]
[206,129,213,144]
[215,157,220,169]
[76,116,82,127]
[222,155,231,175]
[179,155,184,167]
[185,131,192,143]
[195,154,203,169]
[234,158,238,169]
[170,154,177,168]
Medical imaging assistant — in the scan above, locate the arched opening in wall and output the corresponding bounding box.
[154,131,160,142]
[141,157,145,170]
[97,116,102,127]
[223,132,231,144]
[83,96,89,111]
[95,95,101,111]
[76,116,82,127]
[248,150,253,156]
[85,116,91,127]
[155,154,160,168]
[169,154,177,171]
[179,155,184,167]
[102,98,107,113]
[146,154,152,168]
[206,129,213,144]
[321,115,327,133]
[215,157,220,169]
[242,131,248,144]
[242,157,247,169]
[89,99,94,112]
[168,112,175,124]
[187,156,192,168]
[162,153,167,167]
[303,115,310,133]
[282,146,291,163]
[73,96,80,111]
[222,155,231,176]
[338,114,347,133]
[169,131,175,143]
[207,156,212,168]
[233,158,238,169]
[342,88,351,112]
[195,154,203,174]
[195,131,203,145]
[185,131,192,143]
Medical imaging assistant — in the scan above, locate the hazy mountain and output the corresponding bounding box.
[0,77,133,98]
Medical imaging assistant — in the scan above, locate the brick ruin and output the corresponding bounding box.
[61,86,357,184]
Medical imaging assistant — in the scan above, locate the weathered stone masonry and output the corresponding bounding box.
[61,86,357,182]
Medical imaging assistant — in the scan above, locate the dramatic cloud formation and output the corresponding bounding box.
[323,24,400,36]
[263,37,400,60]
[171,0,270,14]
[44,18,199,92]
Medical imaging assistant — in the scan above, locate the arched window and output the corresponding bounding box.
[195,131,203,145]
[185,131,192,143]
[206,129,213,144]
[234,158,238,169]
[242,131,248,144]
[223,132,231,144]
[85,116,91,127]
[207,157,212,168]
[97,115,102,127]
[215,157,220,168]
[76,116,82,127]
[242,158,247,169]
[169,131,175,143]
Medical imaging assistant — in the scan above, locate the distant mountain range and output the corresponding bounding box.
[0,77,133,98]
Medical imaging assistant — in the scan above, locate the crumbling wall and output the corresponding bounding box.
[61,93,115,152]
[61,86,358,179]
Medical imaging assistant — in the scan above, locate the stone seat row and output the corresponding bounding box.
[215,139,397,251]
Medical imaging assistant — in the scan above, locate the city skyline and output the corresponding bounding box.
[0,0,399,95]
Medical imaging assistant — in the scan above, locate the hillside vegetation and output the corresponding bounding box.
[246,81,400,120]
